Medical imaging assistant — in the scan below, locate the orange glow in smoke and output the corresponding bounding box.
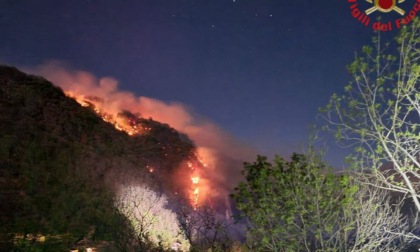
[191,176,200,184]
[66,92,207,209]
[66,92,142,136]
[191,174,200,210]
[189,164,201,210]
[188,154,210,210]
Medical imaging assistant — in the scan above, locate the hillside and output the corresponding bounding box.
[0,65,200,250]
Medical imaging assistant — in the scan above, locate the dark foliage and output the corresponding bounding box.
[0,65,196,250]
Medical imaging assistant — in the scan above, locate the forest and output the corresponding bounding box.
[1,18,420,252]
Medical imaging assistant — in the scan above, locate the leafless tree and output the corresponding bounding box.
[178,205,233,251]
[331,174,419,251]
[115,185,190,251]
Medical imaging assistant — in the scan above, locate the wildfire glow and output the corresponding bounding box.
[193,188,199,208]
[66,91,207,209]
[191,174,200,209]
[191,176,200,184]
[66,92,142,136]
[188,157,207,210]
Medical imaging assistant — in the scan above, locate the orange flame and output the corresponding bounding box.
[66,92,207,209]
[191,174,200,210]
[188,157,207,210]
[66,92,141,136]
[193,187,199,208]
[191,176,200,184]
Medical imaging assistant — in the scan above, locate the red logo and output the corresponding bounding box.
[365,0,406,15]
[348,0,420,31]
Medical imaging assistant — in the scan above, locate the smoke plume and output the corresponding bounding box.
[26,61,256,205]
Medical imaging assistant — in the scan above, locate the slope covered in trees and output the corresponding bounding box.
[0,65,197,250]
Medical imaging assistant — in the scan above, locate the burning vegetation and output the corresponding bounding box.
[2,63,256,250]
[66,92,208,209]
[0,65,239,251]
[29,61,257,216]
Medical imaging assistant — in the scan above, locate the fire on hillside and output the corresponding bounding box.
[66,92,207,209]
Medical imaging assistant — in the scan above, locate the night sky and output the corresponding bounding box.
[0,0,404,167]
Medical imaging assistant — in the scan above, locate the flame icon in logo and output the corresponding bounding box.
[365,0,406,15]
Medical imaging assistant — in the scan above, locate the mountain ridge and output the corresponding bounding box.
[0,65,200,250]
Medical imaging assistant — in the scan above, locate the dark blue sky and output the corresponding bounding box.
[1,0,406,167]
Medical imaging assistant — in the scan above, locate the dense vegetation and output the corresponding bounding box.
[231,149,419,251]
[0,66,196,251]
[230,20,420,251]
[3,20,420,252]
